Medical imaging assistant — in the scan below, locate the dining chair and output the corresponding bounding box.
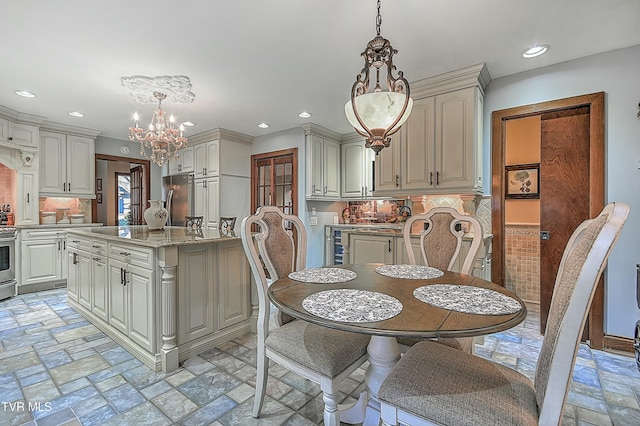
[399,207,484,353]
[378,202,629,426]
[240,206,370,426]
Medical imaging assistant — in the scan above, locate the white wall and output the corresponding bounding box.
[484,44,640,338]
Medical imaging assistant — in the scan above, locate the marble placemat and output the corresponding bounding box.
[375,264,444,280]
[302,289,403,322]
[288,268,357,283]
[413,284,522,315]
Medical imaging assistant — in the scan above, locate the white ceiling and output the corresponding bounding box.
[1,0,639,140]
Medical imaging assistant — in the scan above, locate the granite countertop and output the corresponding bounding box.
[66,225,239,248]
[17,223,104,229]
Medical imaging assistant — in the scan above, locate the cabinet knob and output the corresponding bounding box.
[436,171,440,186]
[430,172,433,186]
[388,239,392,253]
[119,252,130,256]
[395,175,399,187]
[8,137,13,141]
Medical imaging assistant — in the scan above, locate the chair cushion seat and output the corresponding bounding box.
[265,319,370,378]
[379,341,538,426]
[397,336,473,352]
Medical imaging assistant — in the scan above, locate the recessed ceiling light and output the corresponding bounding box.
[181,121,195,127]
[522,44,550,58]
[68,111,84,117]
[298,111,312,118]
[15,90,36,98]
[257,122,270,129]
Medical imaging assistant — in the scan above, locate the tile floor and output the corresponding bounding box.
[1,289,640,425]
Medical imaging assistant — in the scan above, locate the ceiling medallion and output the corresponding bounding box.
[345,0,412,154]
[120,75,195,104]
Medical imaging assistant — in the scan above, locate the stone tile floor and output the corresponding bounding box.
[1,289,640,425]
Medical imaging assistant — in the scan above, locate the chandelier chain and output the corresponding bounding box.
[376,0,382,36]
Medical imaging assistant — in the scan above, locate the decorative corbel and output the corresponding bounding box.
[20,150,36,167]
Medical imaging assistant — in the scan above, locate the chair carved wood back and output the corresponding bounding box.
[241,206,307,333]
[402,207,483,274]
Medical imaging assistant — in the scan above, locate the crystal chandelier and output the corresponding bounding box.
[345,0,412,154]
[129,92,188,166]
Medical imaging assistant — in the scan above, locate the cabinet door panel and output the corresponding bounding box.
[374,133,401,192]
[402,97,435,190]
[323,139,340,198]
[92,257,109,322]
[66,136,95,195]
[78,252,92,310]
[39,132,66,195]
[436,88,475,189]
[308,135,323,196]
[341,143,365,198]
[349,234,394,264]
[206,178,219,229]
[178,246,214,343]
[128,265,154,352]
[67,248,79,301]
[108,259,128,335]
[21,240,60,285]
[217,242,250,330]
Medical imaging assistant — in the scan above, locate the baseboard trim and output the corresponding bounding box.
[603,335,634,353]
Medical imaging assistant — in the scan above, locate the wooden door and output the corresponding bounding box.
[539,107,591,333]
[129,165,143,225]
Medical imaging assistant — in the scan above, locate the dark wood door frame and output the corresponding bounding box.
[491,92,605,348]
[93,154,151,224]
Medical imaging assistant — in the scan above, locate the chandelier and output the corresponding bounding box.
[129,91,188,166]
[345,0,413,154]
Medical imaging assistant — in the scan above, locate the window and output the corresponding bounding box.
[251,148,298,216]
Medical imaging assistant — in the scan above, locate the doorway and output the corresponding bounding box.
[93,154,151,226]
[491,92,605,347]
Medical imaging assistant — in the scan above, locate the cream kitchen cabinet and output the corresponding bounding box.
[16,171,38,225]
[374,87,483,196]
[194,140,219,178]
[67,235,93,303]
[178,244,216,343]
[304,124,340,200]
[341,139,374,198]
[347,233,395,264]
[7,122,38,148]
[39,131,95,197]
[216,239,251,330]
[107,257,154,352]
[19,228,68,289]
[0,118,8,142]
[194,176,220,230]
[168,146,194,174]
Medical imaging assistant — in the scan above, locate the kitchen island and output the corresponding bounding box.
[65,226,251,372]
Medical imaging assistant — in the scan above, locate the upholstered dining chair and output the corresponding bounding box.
[399,207,484,353]
[379,202,629,426]
[240,206,369,426]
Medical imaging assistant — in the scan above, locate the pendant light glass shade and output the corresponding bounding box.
[345,92,413,136]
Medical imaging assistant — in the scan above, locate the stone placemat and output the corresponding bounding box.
[375,264,444,280]
[302,289,403,322]
[413,284,522,315]
[288,268,357,283]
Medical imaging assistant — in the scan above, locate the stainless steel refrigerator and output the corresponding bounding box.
[162,173,195,226]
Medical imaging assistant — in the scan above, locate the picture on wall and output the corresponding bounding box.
[505,163,540,199]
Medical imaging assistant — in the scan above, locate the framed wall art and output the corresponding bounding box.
[505,163,540,199]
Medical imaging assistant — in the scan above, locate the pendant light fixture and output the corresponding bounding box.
[345,0,413,154]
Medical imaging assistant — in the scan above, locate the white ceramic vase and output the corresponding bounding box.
[143,200,168,231]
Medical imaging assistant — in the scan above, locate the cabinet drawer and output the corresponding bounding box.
[21,229,67,240]
[108,242,154,269]
[67,235,92,251]
[90,239,107,255]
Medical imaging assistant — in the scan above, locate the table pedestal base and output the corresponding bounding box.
[364,335,402,426]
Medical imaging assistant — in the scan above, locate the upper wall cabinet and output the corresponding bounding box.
[374,64,488,196]
[341,138,375,198]
[304,124,340,200]
[0,118,8,142]
[40,131,95,197]
[194,140,219,178]
[8,122,38,148]
[168,146,194,174]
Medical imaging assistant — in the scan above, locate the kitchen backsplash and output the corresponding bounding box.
[0,164,16,210]
[39,198,92,223]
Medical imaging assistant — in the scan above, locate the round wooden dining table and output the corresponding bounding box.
[268,263,527,425]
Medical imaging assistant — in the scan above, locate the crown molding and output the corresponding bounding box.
[188,128,253,145]
[302,123,342,141]
[410,63,492,99]
[0,105,47,125]
[39,121,100,138]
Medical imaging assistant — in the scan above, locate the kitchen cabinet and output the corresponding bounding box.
[0,118,8,142]
[341,139,374,198]
[16,171,38,225]
[347,233,395,264]
[304,124,340,200]
[39,131,95,197]
[168,146,194,174]
[374,86,483,196]
[216,239,250,330]
[178,244,215,343]
[7,122,38,148]
[194,140,219,178]
[19,228,68,288]
[194,176,220,230]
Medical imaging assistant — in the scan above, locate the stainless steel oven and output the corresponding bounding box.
[0,227,17,300]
